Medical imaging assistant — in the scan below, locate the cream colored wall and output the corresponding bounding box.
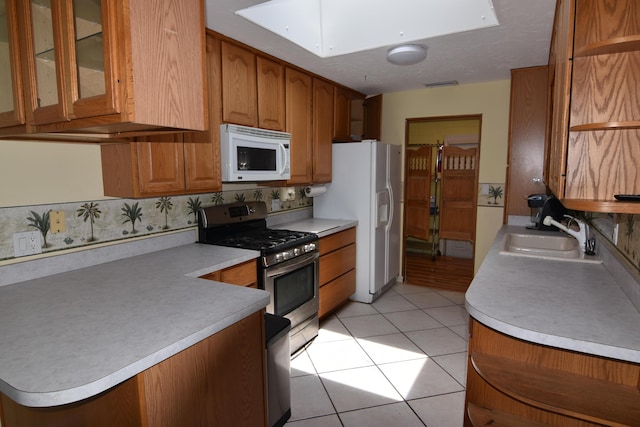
[0,140,107,207]
[381,80,511,273]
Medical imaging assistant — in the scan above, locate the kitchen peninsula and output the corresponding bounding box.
[464,225,640,426]
[0,243,269,426]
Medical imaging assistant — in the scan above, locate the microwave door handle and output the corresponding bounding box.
[278,143,287,175]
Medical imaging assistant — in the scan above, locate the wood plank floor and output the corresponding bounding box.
[404,253,474,293]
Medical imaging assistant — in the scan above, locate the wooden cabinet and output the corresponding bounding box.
[546,0,640,213]
[257,56,286,131]
[220,38,286,131]
[14,0,206,135]
[318,228,356,318]
[285,67,313,184]
[0,0,26,133]
[101,133,220,198]
[0,311,267,427]
[505,66,549,218]
[101,34,223,198]
[221,41,257,127]
[363,94,382,141]
[199,259,258,288]
[312,78,334,183]
[465,318,640,427]
[333,86,352,141]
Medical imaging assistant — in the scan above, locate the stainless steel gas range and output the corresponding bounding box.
[197,201,319,354]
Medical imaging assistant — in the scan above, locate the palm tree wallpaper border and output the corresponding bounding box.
[0,186,312,261]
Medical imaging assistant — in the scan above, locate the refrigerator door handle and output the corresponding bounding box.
[387,186,394,233]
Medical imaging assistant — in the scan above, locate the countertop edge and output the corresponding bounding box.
[465,225,640,364]
[6,294,270,408]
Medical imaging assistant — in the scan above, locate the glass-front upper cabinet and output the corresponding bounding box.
[21,0,117,126]
[0,0,26,129]
[68,0,118,119]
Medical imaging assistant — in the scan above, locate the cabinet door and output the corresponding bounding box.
[312,78,333,183]
[363,94,382,140]
[66,0,119,119]
[0,0,26,129]
[256,56,285,131]
[20,0,68,125]
[184,35,222,193]
[135,134,186,196]
[545,0,574,198]
[221,41,257,126]
[285,67,313,184]
[506,66,548,217]
[333,86,351,141]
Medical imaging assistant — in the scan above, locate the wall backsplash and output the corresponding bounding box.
[0,186,312,262]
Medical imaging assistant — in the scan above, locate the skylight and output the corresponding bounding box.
[236,0,499,58]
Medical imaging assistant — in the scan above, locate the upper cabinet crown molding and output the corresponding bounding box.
[2,0,207,138]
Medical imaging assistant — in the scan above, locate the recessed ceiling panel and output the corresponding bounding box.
[236,0,499,58]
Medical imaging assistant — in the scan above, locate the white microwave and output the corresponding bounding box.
[220,124,291,182]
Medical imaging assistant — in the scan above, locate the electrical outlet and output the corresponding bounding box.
[50,210,66,234]
[13,231,42,257]
[279,187,296,202]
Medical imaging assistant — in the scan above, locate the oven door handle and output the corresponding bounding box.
[265,251,319,277]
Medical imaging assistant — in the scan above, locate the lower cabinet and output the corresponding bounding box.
[318,228,356,318]
[200,259,258,288]
[0,310,267,427]
[465,318,640,427]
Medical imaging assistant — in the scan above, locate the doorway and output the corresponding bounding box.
[403,115,480,292]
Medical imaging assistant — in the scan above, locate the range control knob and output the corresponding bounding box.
[293,248,301,256]
[304,243,317,252]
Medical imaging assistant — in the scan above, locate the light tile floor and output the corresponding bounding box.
[284,283,469,427]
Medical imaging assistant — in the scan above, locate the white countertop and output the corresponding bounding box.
[465,225,640,363]
[0,244,268,408]
[271,218,357,237]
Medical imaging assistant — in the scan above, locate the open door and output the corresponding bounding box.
[439,146,478,242]
[404,146,432,240]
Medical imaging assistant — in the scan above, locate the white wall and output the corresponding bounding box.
[0,140,106,207]
[380,80,511,272]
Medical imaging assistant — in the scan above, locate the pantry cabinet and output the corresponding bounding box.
[13,0,206,136]
[318,228,356,318]
[0,0,26,133]
[546,0,640,213]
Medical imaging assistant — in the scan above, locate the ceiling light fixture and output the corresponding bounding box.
[386,44,427,66]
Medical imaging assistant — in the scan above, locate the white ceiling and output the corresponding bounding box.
[205,0,557,96]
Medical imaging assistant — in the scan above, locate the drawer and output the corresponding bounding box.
[319,269,356,318]
[199,259,258,288]
[319,243,356,285]
[319,227,356,255]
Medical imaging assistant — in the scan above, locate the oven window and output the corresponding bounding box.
[273,263,315,317]
[237,146,277,171]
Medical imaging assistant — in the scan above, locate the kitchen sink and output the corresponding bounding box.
[499,233,602,263]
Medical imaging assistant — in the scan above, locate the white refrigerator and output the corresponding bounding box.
[313,141,401,303]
